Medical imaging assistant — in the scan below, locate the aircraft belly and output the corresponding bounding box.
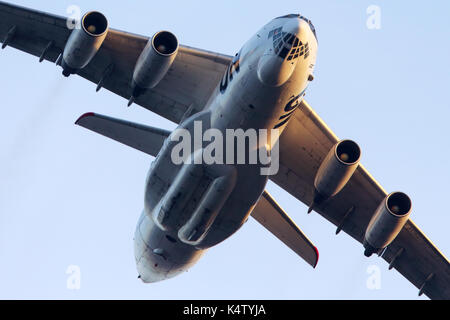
[178,164,237,245]
[198,164,268,248]
[213,64,299,134]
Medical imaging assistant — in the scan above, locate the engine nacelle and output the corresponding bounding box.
[363,192,412,257]
[62,11,109,76]
[130,31,178,100]
[313,140,361,201]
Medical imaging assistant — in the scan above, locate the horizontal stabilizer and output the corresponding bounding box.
[251,190,319,268]
[75,113,170,157]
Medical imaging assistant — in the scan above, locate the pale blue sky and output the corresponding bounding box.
[0,0,449,299]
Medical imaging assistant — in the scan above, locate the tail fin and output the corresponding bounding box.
[75,113,170,157]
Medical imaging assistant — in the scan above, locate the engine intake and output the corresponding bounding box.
[335,139,360,164]
[312,140,361,208]
[363,192,412,257]
[153,31,178,56]
[82,11,108,36]
[129,31,178,105]
[62,11,109,76]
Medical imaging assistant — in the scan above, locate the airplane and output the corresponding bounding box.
[0,2,449,299]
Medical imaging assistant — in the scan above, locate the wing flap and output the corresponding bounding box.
[251,190,319,268]
[75,113,170,157]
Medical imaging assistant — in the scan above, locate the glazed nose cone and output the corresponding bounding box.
[257,18,302,87]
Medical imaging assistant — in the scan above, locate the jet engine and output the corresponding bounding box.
[129,31,178,105]
[311,140,361,209]
[61,11,109,76]
[363,192,412,257]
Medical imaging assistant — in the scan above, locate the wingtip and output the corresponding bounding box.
[75,112,96,125]
[313,246,319,268]
[127,96,134,107]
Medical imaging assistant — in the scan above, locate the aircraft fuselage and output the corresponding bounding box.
[134,15,318,282]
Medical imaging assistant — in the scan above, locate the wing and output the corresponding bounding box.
[0,1,232,123]
[251,190,319,268]
[75,113,170,157]
[270,99,450,299]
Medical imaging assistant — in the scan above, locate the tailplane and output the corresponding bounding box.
[75,113,170,157]
[251,190,319,268]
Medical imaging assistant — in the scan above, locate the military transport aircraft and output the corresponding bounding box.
[0,2,448,299]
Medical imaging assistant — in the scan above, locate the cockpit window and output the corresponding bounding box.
[268,27,310,61]
[267,27,280,39]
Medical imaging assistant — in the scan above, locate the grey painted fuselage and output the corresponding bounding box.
[134,15,318,282]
